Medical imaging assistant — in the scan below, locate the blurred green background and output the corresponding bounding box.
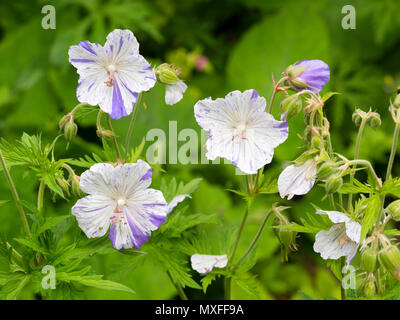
[0,0,400,299]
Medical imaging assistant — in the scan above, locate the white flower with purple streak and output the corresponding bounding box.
[194,89,289,174]
[69,29,156,119]
[278,159,317,200]
[191,254,228,274]
[71,160,167,250]
[313,210,361,265]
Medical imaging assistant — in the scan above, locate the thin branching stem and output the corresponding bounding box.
[106,115,122,161]
[0,149,31,238]
[166,270,188,300]
[124,93,142,160]
[348,117,367,208]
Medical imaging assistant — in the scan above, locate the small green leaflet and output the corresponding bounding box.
[380,178,400,198]
[360,195,381,241]
[338,179,374,194]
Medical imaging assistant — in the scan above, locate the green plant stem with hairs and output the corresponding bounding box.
[37,181,45,214]
[106,115,122,161]
[166,270,188,300]
[376,123,400,225]
[348,117,367,208]
[0,149,31,238]
[125,93,142,160]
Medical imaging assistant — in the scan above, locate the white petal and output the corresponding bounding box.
[190,254,228,274]
[316,209,350,224]
[79,163,115,197]
[313,224,359,265]
[194,89,288,174]
[165,81,187,105]
[166,194,191,215]
[72,195,114,238]
[111,160,153,198]
[278,160,316,199]
[345,219,361,243]
[104,29,139,62]
[69,41,109,107]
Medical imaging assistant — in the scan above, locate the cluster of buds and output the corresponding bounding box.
[59,113,78,145]
[352,108,381,128]
[386,200,400,221]
[315,159,343,193]
[271,204,298,262]
[96,128,115,140]
[280,94,302,121]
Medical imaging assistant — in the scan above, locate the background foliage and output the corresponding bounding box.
[0,0,399,299]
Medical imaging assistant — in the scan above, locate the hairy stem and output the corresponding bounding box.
[376,123,400,225]
[348,117,367,208]
[346,159,381,188]
[235,209,272,269]
[124,93,142,160]
[37,181,45,214]
[106,115,122,161]
[166,270,188,300]
[0,149,31,238]
[267,77,286,114]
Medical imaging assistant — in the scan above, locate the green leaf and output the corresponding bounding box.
[338,180,374,194]
[201,273,217,294]
[56,273,135,294]
[360,195,381,241]
[118,248,147,256]
[13,238,48,255]
[5,275,30,300]
[380,178,400,198]
[321,92,341,102]
[37,215,71,235]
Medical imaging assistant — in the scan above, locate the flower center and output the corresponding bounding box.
[111,198,127,225]
[105,64,117,87]
[232,123,247,142]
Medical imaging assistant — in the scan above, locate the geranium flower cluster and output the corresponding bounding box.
[64,29,400,300]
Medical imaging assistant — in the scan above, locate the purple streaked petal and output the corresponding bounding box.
[110,81,128,119]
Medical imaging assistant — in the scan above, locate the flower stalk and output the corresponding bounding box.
[0,148,31,238]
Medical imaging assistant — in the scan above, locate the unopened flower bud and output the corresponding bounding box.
[56,175,70,195]
[361,247,377,273]
[367,112,381,128]
[325,174,343,194]
[96,129,115,140]
[280,95,302,120]
[379,245,400,274]
[70,175,84,198]
[387,200,400,221]
[278,228,297,262]
[285,60,330,93]
[317,161,337,179]
[311,136,322,149]
[364,274,376,298]
[352,110,364,127]
[154,63,181,84]
[64,118,78,143]
[59,114,71,130]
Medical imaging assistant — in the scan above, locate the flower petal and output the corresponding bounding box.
[79,163,115,197]
[295,59,330,93]
[278,160,316,199]
[166,194,191,215]
[165,80,187,105]
[316,209,350,224]
[104,29,139,63]
[313,224,359,265]
[345,219,361,243]
[72,195,113,238]
[111,160,154,197]
[69,41,109,106]
[190,254,228,274]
